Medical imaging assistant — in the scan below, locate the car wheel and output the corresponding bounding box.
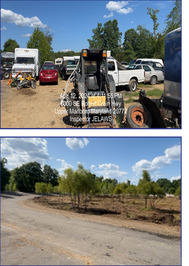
[150,76,157,85]
[129,79,137,92]
[4,71,10,79]
[126,103,152,128]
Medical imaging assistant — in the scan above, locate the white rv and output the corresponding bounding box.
[12,48,40,78]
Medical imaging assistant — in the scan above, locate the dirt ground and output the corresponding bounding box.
[31,194,181,238]
[1,78,164,128]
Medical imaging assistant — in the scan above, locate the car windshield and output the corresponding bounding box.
[42,65,56,70]
[16,57,34,64]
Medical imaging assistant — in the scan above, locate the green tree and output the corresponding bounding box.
[13,162,43,192]
[156,178,172,193]
[5,173,17,192]
[126,184,137,197]
[174,185,181,199]
[88,23,104,49]
[88,19,122,56]
[35,182,48,194]
[1,158,11,191]
[123,29,138,62]
[138,171,165,209]
[147,7,160,38]
[3,39,19,52]
[27,28,53,65]
[43,165,59,186]
[164,0,181,34]
[135,25,153,58]
[103,19,122,56]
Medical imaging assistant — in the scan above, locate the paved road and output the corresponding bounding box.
[1,193,181,265]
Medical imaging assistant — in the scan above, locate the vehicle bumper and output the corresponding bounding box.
[39,76,58,83]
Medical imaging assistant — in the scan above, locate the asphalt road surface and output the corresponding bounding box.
[1,193,181,265]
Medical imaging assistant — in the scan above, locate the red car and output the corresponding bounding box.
[39,64,58,85]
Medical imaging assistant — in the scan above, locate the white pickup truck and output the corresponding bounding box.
[107,58,145,92]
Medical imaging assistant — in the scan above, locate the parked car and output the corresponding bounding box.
[121,61,129,68]
[39,64,58,85]
[59,57,79,80]
[128,64,164,85]
[129,58,164,71]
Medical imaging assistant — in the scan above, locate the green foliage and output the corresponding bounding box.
[164,0,181,34]
[13,161,43,192]
[147,8,160,38]
[126,185,137,197]
[1,158,11,191]
[43,165,59,186]
[174,185,181,199]
[27,28,53,65]
[114,182,127,195]
[157,178,172,193]
[3,39,19,52]
[35,182,47,194]
[137,170,165,209]
[88,19,122,56]
[5,175,17,192]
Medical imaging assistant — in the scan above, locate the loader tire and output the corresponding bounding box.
[129,79,137,92]
[126,103,152,128]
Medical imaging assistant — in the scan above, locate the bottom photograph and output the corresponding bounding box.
[1,137,181,266]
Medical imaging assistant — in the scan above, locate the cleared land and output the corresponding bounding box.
[1,193,181,265]
[1,79,164,128]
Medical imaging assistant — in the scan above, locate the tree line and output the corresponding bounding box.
[1,1,181,65]
[1,158,181,209]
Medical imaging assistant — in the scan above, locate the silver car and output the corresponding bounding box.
[129,64,164,85]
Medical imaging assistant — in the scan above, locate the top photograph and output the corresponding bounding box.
[1,0,181,129]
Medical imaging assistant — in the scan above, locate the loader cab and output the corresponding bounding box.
[80,49,108,92]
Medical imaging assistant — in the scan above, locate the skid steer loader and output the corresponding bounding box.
[61,49,124,127]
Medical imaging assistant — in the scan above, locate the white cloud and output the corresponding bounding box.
[1,8,47,28]
[1,138,50,169]
[90,164,96,170]
[61,49,72,52]
[22,33,32,37]
[104,1,133,18]
[104,12,113,18]
[56,159,74,174]
[117,7,133,14]
[65,138,89,150]
[171,175,181,182]
[95,163,127,180]
[1,26,7,31]
[132,145,181,175]
[106,1,128,11]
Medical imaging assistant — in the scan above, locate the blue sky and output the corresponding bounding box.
[1,137,181,185]
[1,0,176,52]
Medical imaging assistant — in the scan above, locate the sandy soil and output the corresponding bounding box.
[29,194,181,238]
[1,79,164,128]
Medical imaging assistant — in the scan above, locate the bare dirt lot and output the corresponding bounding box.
[1,193,181,265]
[1,78,164,128]
[32,194,181,238]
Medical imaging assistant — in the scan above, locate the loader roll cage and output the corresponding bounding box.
[80,49,109,90]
